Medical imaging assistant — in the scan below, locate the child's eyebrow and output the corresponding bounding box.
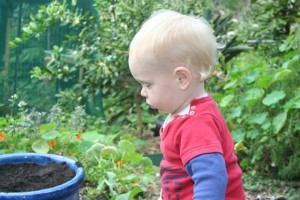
[137,80,151,86]
[134,77,151,84]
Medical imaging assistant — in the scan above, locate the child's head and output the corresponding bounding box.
[129,9,219,81]
[128,9,219,114]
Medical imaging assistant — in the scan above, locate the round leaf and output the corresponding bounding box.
[262,91,286,106]
[250,112,268,124]
[118,140,135,153]
[32,140,50,153]
[41,130,60,140]
[245,88,264,101]
[227,106,242,119]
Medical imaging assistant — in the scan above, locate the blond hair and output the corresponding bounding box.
[129,9,220,81]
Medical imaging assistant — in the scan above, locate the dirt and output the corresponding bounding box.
[0,162,75,192]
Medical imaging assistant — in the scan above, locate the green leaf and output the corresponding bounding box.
[250,112,268,124]
[231,129,245,142]
[15,37,23,43]
[273,69,291,82]
[283,97,300,111]
[245,71,260,83]
[101,179,116,196]
[118,140,135,153]
[22,27,33,34]
[227,106,242,119]
[107,172,116,182]
[262,91,286,106]
[82,131,104,143]
[279,43,287,52]
[72,0,77,6]
[223,79,238,90]
[115,188,144,200]
[85,143,105,160]
[220,94,234,107]
[39,123,57,132]
[101,146,117,156]
[125,174,138,181]
[245,88,264,100]
[293,100,300,109]
[9,41,17,48]
[273,112,287,134]
[41,130,60,140]
[246,129,259,139]
[123,152,143,163]
[259,136,269,143]
[32,140,49,153]
[29,22,38,30]
[256,75,273,89]
[282,55,300,69]
[261,121,271,130]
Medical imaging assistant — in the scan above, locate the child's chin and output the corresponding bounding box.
[150,105,155,109]
[148,107,159,114]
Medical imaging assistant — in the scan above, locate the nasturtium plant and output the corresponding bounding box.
[262,90,286,106]
[220,94,234,107]
[41,130,60,140]
[32,140,49,153]
[249,112,268,125]
[272,112,287,134]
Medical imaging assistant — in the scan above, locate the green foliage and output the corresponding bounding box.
[212,12,300,179]
[0,94,86,154]
[82,136,156,199]
[0,96,156,199]
[3,0,299,189]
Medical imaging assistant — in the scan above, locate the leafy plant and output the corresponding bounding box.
[211,15,300,179]
[0,93,86,154]
[0,94,157,199]
[81,134,157,199]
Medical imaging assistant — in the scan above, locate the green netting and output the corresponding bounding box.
[0,0,103,117]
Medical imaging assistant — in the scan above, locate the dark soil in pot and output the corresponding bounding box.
[0,162,75,192]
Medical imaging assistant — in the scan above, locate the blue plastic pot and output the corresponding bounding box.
[0,153,85,200]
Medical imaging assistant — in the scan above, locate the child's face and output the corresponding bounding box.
[129,53,185,114]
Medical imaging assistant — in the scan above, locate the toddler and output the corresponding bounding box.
[128,9,245,200]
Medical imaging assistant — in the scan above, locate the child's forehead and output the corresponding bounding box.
[130,44,157,66]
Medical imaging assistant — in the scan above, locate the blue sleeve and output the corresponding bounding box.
[185,153,228,200]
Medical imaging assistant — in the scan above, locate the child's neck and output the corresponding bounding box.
[163,86,207,128]
[173,82,206,115]
[169,83,205,115]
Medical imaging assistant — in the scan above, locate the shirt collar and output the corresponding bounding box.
[163,93,208,128]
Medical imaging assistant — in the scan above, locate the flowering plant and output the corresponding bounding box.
[0,94,86,155]
[0,95,158,199]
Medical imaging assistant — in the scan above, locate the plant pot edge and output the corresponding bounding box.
[0,153,85,199]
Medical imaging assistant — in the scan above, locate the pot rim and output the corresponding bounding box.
[0,153,84,198]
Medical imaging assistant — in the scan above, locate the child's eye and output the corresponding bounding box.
[142,83,151,88]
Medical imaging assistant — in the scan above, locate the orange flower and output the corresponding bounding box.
[0,132,6,142]
[114,160,126,166]
[76,134,82,140]
[49,140,56,147]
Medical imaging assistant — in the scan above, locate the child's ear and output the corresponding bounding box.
[173,67,192,90]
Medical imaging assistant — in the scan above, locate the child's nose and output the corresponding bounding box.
[140,88,147,97]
